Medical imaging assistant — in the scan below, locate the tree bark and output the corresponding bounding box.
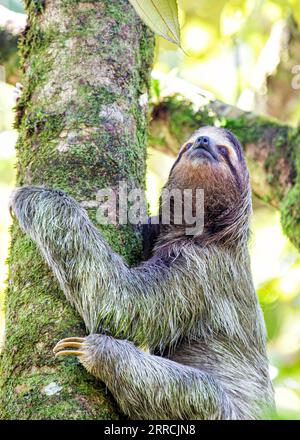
[150,95,300,249]
[0,0,154,419]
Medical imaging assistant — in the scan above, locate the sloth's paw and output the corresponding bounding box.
[54,335,108,379]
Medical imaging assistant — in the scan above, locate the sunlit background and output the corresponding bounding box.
[1,0,300,419]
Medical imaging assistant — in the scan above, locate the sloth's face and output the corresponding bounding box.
[165,127,250,241]
[169,126,248,194]
[178,126,243,168]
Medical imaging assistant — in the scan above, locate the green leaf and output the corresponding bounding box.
[129,0,181,46]
[0,0,25,14]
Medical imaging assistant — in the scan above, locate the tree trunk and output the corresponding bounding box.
[150,95,300,250]
[0,0,154,419]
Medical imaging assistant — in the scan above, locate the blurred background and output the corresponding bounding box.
[1,0,300,419]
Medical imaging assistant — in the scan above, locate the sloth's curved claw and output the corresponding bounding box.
[56,337,85,344]
[55,350,84,357]
[53,337,86,358]
[53,341,84,352]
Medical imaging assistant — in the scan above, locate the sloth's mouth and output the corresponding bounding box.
[190,146,218,162]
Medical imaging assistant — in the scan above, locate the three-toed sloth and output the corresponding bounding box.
[10,126,275,420]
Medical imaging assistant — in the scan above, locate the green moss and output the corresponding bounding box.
[24,1,45,14]
[223,116,275,144]
[149,95,214,155]
[281,184,300,249]
[15,41,54,127]
[166,96,214,142]
[104,2,131,23]
[279,127,300,249]
[221,117,298,205]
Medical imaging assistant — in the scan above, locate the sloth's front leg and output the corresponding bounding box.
[10,186,205,350]
[9,185,129,333]
[54,334,236,420]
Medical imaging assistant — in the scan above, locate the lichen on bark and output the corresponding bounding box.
[0,0,154,419]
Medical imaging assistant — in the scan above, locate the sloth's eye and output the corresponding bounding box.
[218,146,228,156]
[186,142,193,150]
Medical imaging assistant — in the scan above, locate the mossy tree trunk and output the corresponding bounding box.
[150,95,300,250]
[0,0,154,419]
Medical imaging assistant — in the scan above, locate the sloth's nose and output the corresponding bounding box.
[192,135,218,161]
[195,136,210,148]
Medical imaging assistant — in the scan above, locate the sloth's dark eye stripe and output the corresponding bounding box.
[224,129,243,161]
[223,153,242,190]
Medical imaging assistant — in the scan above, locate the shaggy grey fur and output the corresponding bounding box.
[10,127,275,420]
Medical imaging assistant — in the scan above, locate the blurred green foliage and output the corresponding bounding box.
[0,28,19,84]
[0,0,300,420]
[154,0,300,122]
[0,82,14,130]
